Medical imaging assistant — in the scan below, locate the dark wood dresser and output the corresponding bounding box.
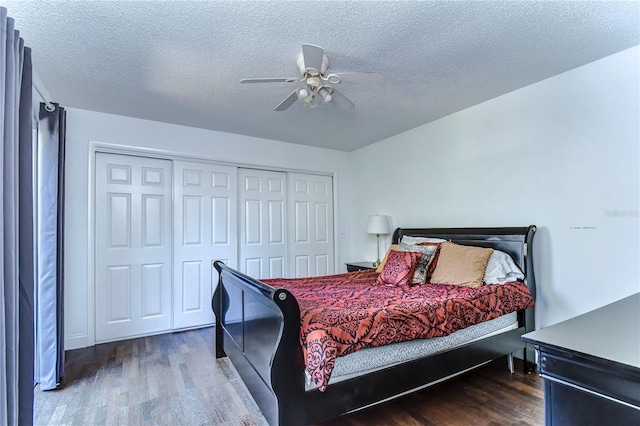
[522,293,640,425]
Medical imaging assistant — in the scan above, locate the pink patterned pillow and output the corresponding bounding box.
[376,250,422,286]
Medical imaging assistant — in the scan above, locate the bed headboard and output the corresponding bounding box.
[392,226,537,339]
[393,226,534,272]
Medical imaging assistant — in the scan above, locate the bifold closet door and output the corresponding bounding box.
[95,153,172,342]
[173,161,238,329]
[288,173,335,277]
[239,168,287,279]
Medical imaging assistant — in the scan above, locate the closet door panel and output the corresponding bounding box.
[95,153,173,342]
[239,169,287,279]
[142,196,164,246]
[288,173,334,278]
[212,196,231,244]
[141,263,164,317]
[268,200,285,243]
[174,161,237,329]
[269,257,285,278]
[106,265,131,322]
[294,255,310,277]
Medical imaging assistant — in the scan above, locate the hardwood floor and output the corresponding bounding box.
[35,327,544,425]
[35,327,266,426]
[320,359,544,426]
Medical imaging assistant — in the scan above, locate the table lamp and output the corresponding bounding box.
[366,215,390,267]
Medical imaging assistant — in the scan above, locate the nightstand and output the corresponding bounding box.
[345,262,377,272]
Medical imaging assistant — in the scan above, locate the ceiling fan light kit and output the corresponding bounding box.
[296,86,316,108]
[318,87,332,103]
[241,43,385,111]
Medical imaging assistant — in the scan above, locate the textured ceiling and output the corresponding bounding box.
[4,1,639,151]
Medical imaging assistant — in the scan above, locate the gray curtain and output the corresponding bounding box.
[1,7,35,426]
[36,103,66,391]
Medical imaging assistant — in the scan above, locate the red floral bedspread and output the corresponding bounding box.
[264,270,534,391]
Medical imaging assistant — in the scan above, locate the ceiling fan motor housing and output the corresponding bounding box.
[296,50,331,105]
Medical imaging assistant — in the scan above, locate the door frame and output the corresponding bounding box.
[85,141,340,348]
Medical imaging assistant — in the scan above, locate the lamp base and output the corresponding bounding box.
[373,259,381,268]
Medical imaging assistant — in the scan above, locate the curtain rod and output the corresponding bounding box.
[33,81,55,112]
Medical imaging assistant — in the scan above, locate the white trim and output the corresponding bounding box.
[64,334,88,351]
[32,71,53,102]
[332,172,340,273]
[86,143,96,347]
[89,140,338,177]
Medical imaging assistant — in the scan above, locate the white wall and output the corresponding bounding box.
[350,46,639,329]
[63,46,639,349]
[32,72,51,116]
[64,109,354,349]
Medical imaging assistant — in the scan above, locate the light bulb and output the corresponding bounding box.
[318,87,332,103]
[298,87,310,99]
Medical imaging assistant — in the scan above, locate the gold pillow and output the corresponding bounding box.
[375,244,399,273]
[430,242,494,288]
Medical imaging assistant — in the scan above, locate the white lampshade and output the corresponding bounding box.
[366,215,390,235]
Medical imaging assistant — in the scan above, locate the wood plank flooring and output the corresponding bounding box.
[321,359,544,426]
[35,327,544,425]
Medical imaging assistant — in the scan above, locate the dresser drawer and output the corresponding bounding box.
[539,347,640,408]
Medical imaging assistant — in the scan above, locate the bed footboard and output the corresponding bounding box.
[212,261,305,426]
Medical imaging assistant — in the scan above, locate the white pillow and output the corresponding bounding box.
[484,250,524,284]
[400,236,446,245]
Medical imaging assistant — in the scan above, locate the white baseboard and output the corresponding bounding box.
[64,334,88,351]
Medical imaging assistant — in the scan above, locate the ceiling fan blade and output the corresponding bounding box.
[331,89,355,111]
[333,72,386,85]
[302,43,325,72]
[241,78,297,84]
[274,91,299,111]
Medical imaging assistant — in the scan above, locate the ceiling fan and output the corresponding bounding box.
[240,44,386,111]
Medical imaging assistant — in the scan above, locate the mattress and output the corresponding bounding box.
[305,312,518,390]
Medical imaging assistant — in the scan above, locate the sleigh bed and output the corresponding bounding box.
[212,226,537,425]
